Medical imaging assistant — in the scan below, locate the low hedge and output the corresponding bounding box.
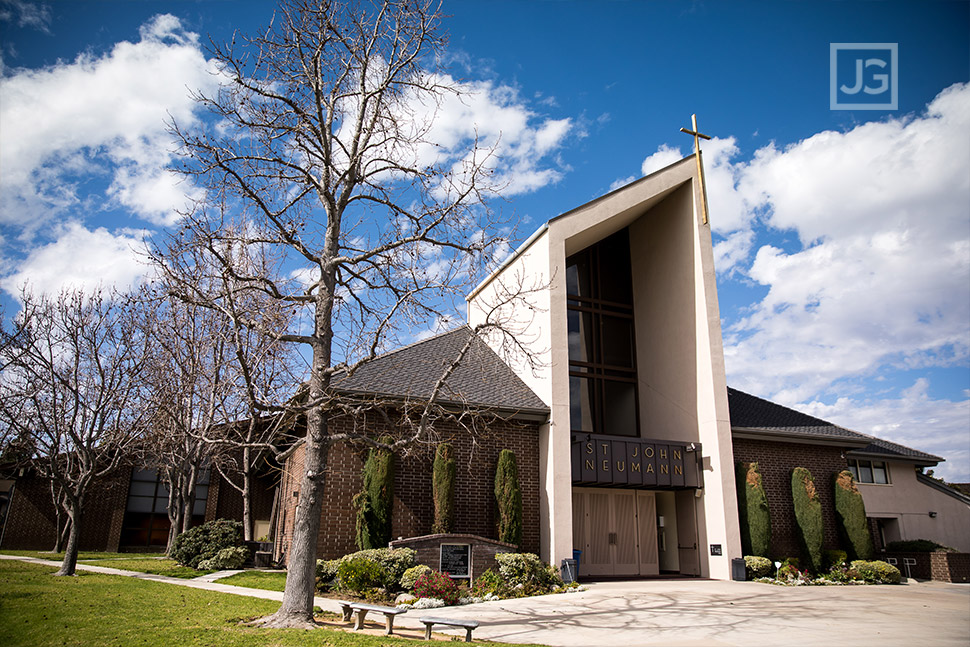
[314,547,416,592]
[850,559,901,584]
[744,555,773,579]
[170,519,244,569]
[885,539,956,553]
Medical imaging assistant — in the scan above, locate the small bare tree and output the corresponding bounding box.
[154,0,543,627]
[0,287,150,576]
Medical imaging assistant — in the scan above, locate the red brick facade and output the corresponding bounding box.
[732,438,850,560]
[276,413,541,563]
[1,469,129,552]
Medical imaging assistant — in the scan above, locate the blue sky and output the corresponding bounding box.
[1,1,968,480]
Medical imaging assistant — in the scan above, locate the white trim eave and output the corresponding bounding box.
[467,223,549,302]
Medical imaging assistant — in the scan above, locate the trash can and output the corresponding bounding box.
[731,557,746,581]
[561,558,578,583]
[573,549,582,567]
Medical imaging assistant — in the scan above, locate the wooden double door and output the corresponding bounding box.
[572,488,660,577]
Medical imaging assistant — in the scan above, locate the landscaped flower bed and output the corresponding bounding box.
[747,555,901,586]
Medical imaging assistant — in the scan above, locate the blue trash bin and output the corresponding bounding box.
[573,549,582,568]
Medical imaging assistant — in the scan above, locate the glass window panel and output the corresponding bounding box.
[149,529,169,546]
[848,463,859,481]
[195,484,209,501]
[569,375,595,432]
[197,469,210,485]
[873,462,889,484]
[566,264,580,296]
[127,496,154,513]
[131,468,157,482]
[193,499,207,516]
[858,461,873,483]
[128,481,156,497]
[602,380,637,436]
[600,316,634,367]
[153,498,169,514]
[567,309,594,364]
[157,483,171,499]
[597,231,633,303]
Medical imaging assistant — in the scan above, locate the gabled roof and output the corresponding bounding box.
[333,326,548,417]
[727,387,942,465]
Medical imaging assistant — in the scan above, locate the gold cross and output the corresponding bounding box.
[680,114,712,225]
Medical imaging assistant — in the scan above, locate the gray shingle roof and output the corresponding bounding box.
[727,387,941,464]
[333,326,548,415]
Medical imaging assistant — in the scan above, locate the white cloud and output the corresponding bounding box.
[0,13,218,230]
[726,83,970,401]
[1,221,148,296]
[640,144,683,176]
[799,379,970,483]
[0,0,51,32]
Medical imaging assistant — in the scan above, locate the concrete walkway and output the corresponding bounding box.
[3,555,968,646]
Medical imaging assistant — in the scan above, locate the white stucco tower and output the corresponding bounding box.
[468,156,741,580]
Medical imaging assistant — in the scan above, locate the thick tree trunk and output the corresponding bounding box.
[55,506,80,576]
[181,466,198,534]
[53,511,69,553]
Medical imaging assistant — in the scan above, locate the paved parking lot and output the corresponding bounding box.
[391,578,970,646]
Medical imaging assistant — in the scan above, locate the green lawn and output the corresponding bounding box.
[0,560,540,647]
[219,570,288,591]
[0,550,143,560]
[0,551,212,579]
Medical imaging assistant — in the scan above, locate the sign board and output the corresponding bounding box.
[440,543,470,579]
[571,433,699,489]
[710,544,722,556]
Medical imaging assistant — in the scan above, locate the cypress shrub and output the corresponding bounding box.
[736,461,772,557]
[494,449,523,547]
[833,470,874,560]
[432,443,456,534]
[791,467,824,573]
[354,439,395,549]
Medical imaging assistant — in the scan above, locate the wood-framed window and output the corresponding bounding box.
[847,459,890,484]
[566,229,639,437]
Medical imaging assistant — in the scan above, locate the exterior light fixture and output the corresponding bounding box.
[929,511,938,518]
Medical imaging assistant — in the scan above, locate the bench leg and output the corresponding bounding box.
[384,614,395,636]
[353,609,368,630]
[341,606,353,622]
[425,624,433,640]
[465,626,474,642]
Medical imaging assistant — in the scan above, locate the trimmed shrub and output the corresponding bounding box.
[791,467,824,573]
[471,568,511,598]
[823,549,848,570]
[337,555,384,594]
[354,440,395,550]
[197,546,250,570]
[885,539,956,553]
[736,461,772,557]
[413,570,460,606]
[833,470,874,560]
[495,449,523,546]
[170,519,244,569]
[850,560,901,584]
[744,555,773,579]
[495,552,562,590]
[400,564,433,591]
[315,558,341,591]
[432,443,456,534]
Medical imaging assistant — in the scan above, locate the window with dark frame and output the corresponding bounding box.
[566,229,639,437]
[119,467,211,548]
[847,459,890,484]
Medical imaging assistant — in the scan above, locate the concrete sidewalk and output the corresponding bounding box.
[4,555,968,646]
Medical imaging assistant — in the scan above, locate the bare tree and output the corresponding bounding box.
[0,287,150,576]
[153,0,541,627]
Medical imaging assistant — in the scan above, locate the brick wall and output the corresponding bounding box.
[1,469,129,552]
[390,533,517,580]
[732,438,851,560]
[277,412,541,563]
[930,551,970,583]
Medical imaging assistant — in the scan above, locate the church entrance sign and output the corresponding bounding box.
[570,433,701,489]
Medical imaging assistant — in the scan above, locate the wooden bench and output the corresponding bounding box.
[348,602,407,635]
[419,616,480,642]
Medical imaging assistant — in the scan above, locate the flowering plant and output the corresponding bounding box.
[412,570,460,606]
